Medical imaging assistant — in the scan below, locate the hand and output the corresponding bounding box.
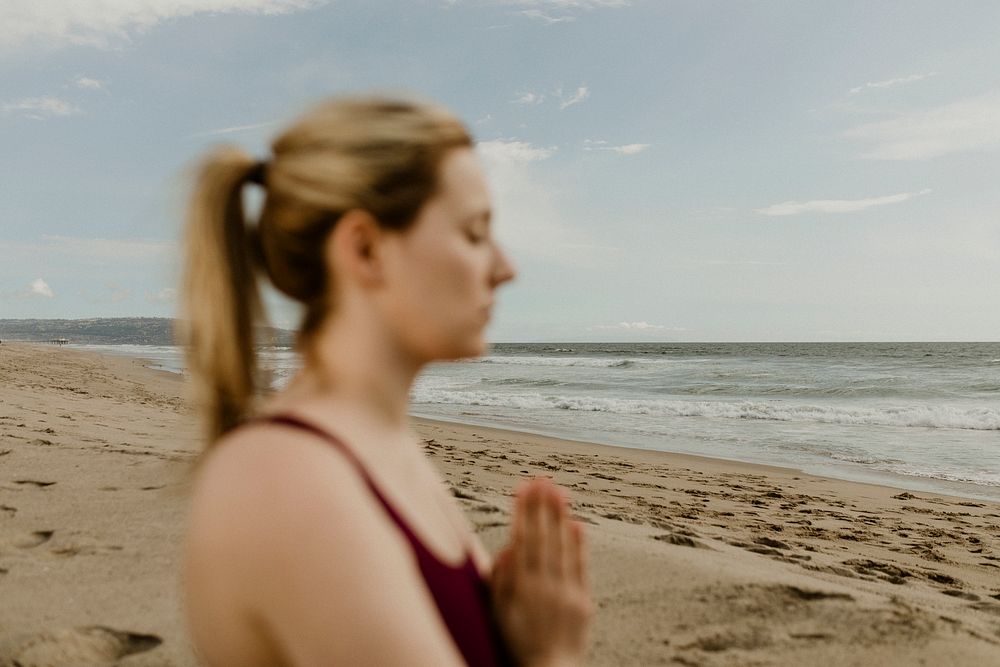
[490,477,592,667]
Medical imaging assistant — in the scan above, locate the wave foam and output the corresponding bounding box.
[411,390,1000,431]
[477,356,636,368]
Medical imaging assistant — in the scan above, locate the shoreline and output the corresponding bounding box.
[59,341,1000,504]
[413,411,1000,505]
[2,342,999,665]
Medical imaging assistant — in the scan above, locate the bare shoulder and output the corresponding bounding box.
[186,422,363,554]
[184,421,380,604]
[183,422,467,667]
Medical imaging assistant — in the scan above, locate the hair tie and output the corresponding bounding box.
[247,161,268,186]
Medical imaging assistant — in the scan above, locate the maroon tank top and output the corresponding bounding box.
[259,414,513,667]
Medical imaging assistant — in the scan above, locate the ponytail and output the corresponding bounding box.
[178,147,264,445]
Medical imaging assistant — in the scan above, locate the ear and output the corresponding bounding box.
[323,209,386,288]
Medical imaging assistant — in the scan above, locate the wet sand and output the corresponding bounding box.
[1,343,998,665]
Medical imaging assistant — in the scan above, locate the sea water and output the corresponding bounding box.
[70,342,1000,501]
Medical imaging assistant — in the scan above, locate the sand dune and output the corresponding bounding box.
[0,343,997,665]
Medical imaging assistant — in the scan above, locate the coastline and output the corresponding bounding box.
[1,342,998,665]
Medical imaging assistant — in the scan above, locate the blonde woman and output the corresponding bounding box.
[180,97,592,666]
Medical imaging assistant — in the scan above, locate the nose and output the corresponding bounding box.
[491,243,517,287]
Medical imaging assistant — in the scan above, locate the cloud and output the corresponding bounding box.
[589,321,687,332]
[43,235,177,261]
[30,278,54,298]
[146,287,177,303]
[108,284,131,303]
[690,259,786,266]
[512,91,545,106]
[193,119,278,137]
[558,85,589,109]
[849,72,935,95]
[755,188,932,216]
[844,91,1000,160]
[517,9,576,23]
[477,139,556,163]
[507,0,630,7]
[475,140,620,268]
[0,0,325,52]
[584,139,650,155]
[1,96,80,119]
[73,76,105,90]
[0,236,177,267]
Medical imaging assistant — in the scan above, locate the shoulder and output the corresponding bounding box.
[183,421,467,665]
[185,420,385,577]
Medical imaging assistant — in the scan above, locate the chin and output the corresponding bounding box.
[435,334,487,361]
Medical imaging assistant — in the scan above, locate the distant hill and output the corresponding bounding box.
[0,318,296,346]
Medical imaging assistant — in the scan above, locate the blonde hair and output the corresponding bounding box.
[178,96,472,444]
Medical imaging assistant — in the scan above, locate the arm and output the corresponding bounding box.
[187,431,468,667]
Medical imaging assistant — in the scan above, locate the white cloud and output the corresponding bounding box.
[0,0,325,52]
[193,119,278,137]
[74,76,105,90]
[1,96,80,119]
[844,91,1000,160]
[756,189,932,216]
[507,0,630,7]
[610,143,649,155]
[558,86,589,109]
[0,236,177,267]
[518,9,576,23]
[30,278,54,298]
[477,139,556,163]
[475,140,620,268]
[146,287,177,303]
[108,284,131,303]
[584,139,650,155]
[849,72,935,95]
[512,91,545,106]
[589,321,686,332]
[42,235,177,261]
[691,259,786,266]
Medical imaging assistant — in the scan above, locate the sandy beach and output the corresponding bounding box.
[1,342,998,666]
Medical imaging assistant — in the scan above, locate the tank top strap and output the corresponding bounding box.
[257,413,420,544]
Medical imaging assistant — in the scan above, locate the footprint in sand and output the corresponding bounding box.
[0,626,162,667]
[941,589,979,601]
[15,531,53,549]
[13,480,56,488]
[653,533,711,549]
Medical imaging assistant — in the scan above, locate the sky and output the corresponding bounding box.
[1,0,998,342]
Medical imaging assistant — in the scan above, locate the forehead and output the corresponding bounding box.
[433,147,491,214]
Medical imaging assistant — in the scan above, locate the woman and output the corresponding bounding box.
[179,96,592,666]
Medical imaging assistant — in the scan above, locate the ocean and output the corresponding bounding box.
[69,342,1000,501]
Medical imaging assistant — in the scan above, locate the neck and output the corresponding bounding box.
[286,312,423,433]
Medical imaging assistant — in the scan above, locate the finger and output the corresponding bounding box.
[491,547,514,602]
[512,481,530,561]
[558,490,576,580]
[570,520,588,589]
[523,479,544,571]
[546,483,566,578]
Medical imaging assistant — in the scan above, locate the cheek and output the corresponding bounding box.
[408,242,479,306]
[390,244,486,353]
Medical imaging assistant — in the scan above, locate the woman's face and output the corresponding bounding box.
[379,146,516,361]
